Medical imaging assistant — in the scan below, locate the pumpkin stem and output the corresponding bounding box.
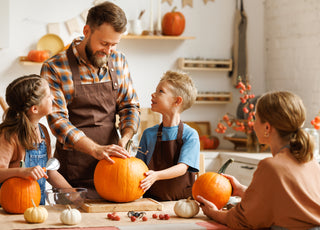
[66,205,72,210]
[218,158,234,174]
[187,196,191,202]
[172,6,177,12]
[31,198,36,208]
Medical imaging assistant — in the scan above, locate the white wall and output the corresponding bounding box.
[265,0,320,127]
[0,0,265,149]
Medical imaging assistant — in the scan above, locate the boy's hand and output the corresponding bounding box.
[140,170,158,192]
[24,166,48,180]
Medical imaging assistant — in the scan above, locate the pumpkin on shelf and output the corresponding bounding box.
[27,50,50,62]
[162,6,186,36]
[94,157,149,203]
[24,198,48,223]
[0,177,41,214]
[192,159,233,209]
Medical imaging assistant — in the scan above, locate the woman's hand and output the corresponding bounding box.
[24,166,48,180]
[221,173,247,197]
[197,195,218,218]
[140,170,158,192]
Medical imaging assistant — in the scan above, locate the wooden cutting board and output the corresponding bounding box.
[81,198,163,213]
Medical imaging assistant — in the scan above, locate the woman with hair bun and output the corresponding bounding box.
[197,91,320,229]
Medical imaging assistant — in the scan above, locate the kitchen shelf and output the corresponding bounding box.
[19,56,43,66]
[195,92,232,104]
[122,35,195,40]
[178,58,232,71]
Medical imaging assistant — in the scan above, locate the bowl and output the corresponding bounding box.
[45,188,87,210]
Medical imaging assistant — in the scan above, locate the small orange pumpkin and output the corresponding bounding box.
[192,159,233,209]
[0,177,41,214]
[27,50,50,62]
[94,157,148,202]
[162,7,186,36]
[199,135,220,150]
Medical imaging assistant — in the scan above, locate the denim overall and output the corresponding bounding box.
[24,125,48,205]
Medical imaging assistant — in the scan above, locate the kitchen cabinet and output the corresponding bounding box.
[0,0,10,48]
[202,150,272,186]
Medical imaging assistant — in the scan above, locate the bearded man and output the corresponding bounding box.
[40,1,140,198]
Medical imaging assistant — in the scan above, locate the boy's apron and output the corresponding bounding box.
[25,125,48,205]
[144,121,195,201]
[54,46,119,197]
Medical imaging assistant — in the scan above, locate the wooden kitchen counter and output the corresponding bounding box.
[0,201,231,230]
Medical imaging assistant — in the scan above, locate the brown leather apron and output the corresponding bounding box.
[54,46,119,192]
[144,121,195,201]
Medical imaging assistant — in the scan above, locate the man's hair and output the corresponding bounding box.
[86,1,127,33]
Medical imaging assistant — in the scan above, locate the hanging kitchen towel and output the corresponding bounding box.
[230,0,248,86]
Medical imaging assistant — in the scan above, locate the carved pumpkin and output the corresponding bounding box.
[94,157,148,202]
[162,7,186,36]
[192,159,233,209]
[27,50,50,62]
[0,177,41,214]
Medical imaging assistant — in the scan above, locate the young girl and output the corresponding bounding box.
[0,74,72,205]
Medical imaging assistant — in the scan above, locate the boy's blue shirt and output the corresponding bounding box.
[136,123,200,172]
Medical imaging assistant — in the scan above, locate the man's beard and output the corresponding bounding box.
[85,41,108,68]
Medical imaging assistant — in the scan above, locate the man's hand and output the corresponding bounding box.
[92,144,130,163]
[74,137,130,163]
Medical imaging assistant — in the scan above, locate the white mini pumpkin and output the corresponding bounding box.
[60,205,82,225]
[24,199,48,223]
[174,197,199,218]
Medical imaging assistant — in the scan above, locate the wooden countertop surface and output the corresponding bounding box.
[0,201,231,230]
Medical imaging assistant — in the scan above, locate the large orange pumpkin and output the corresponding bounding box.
[94,157,148,202]
[192,159,233,209]
[0,177,41,214]
[162,7,186,36]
